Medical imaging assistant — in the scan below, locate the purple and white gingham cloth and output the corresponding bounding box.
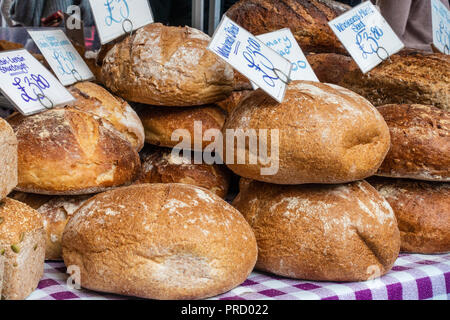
[27,253,450,300]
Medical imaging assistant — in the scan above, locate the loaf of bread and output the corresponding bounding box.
[8,108,141,195]
[216,90,252,114]
[0,119,17,200]
[0,40,23,51]
[307,52,450,110]
[223,81,390,184]
[376,104,449,181]
[226,0,349,54]
[62,184,257,300]
[233,179,400,281]
[10,192,91,260]
[68,82,145,151]
[0,198,45,300]
[369,178,449,254]
[138,104,226,151]
[101,23,234,106]
[137,146,230,198]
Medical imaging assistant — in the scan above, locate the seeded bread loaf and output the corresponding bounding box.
[233,179,400,281]
[62,184,257,300]
[8,108,141,195]
[369,178,449,254]
[101,23,234,106]
[0,118,17,200]
[0,198,45,300]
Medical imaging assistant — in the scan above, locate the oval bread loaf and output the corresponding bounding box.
[233,179,400,281]
[223,81,391,184]
[62,184,257,300]
[0,118,17,200]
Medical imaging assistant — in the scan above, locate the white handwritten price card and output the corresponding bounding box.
[208,16,292,103]
[0,49,75,116]
[329,1,404,73]
[89,0,154,44]
[28,29,94,86]
[251,28,318,89]
[431,0,450,54]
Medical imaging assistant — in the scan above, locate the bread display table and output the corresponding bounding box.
[28,253,449,300]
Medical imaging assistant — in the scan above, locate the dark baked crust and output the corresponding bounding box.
[215,90,252,114]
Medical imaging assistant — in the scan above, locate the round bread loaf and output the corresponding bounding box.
[0,118,17,201]
[216,90,252,114]
[233,179,400,281]
[62,184,257,300]
[137,146,230,198]
[101,23,234,106]
[68,81,145,151]
[0,198,45,300]
[10,192,91,260]
[223,81,391,184]
[369,177,450,254]
[8,108,141,195]
[376,104,450,181]
[138,104,226,151]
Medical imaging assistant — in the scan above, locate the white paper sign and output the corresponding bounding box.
[208,16,292,103]
[0,49,75,116]
[431,0,450,54]
[329,1,404,73]
[89,0,154,44]
[28,29,94,86]
[251,28,318,89]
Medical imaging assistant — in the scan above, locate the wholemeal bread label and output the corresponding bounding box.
[0,49,75,116]
[208,15,292,103]
[431,0,450,54]
[251,28,319,90]
[28,29,94,86]
[89,0,154,44]
[328,1,404,73]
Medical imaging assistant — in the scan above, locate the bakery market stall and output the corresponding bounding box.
[0,0,449,303]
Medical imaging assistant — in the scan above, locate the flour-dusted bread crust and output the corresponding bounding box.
[0,198,45,300]
[376,104,449,181]
[0,119,17,200]
[8,108,141,195]
[233,179,400,281]
[137,146,230,198]
[226,0,349,54]
[62,184,257,300]
[137,104,226,151]
[223,81,390,184]
[101,23,234,106]
[68,82,145,151]
[369,178,450,254]
[307,52,450,110]
[10,192,91,260]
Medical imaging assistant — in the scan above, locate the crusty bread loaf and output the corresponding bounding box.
[68,82,145,151]
[101,23,234,106]
[8,108,141,195]
[0,118,17,200]
[138,104,226,151]
[233,71,252,91]
[369,177,449,254]
[10,192,91,260]
[376,104,449,181]
[233,179,400,281]
[62,184,257,300]
[223,81,391,184]
[216,90,252,114]
[226,0,349,54]
[0,198,45,300]
[137,146,230,198]
[307,52,450,110]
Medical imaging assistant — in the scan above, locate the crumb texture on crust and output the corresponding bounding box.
[0,118,18,201]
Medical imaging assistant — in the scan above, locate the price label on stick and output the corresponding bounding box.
[208,16,292,103]
[329,1,404,73]
[431,0,450,54]
[28,29,94,86]
[0,49,75,116]
[89,0,154,44]
[251,28,318,90]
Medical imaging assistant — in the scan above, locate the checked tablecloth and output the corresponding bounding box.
[27,253,450,300]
